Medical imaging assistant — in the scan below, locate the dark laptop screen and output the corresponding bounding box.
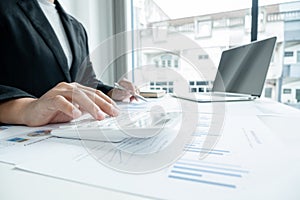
[212,37,276,97]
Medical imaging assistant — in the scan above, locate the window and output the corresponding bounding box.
[162,60,166,67]
[129,0,254,92]
[156,82,167,86]
[229,17,244,27]
[149,81,174,93]
[198,88,205,92]
[167,60,171,67]
[191,88,197,93]
[196,81,209,85]
[128,0,300,109]
[174,60,179,68]
[284,51,294,57]
[296,89,300,102]
[283,88,292,94]
[259,0,300,108]
[195,19,212,38]
[265,88,272,98]
[198,55,209,60]
[189,81,195,86]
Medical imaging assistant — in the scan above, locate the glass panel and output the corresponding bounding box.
[128,0,300,108]
[128,0,253,94]
[259,0,300,109]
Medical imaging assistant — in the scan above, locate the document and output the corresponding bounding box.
[0,124,58,164]
[2,99,300,200]
[13,113,300,200]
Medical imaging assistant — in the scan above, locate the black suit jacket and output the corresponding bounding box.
[0,0,113,102]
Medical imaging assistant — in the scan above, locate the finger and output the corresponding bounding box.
[118,80,135,93]
[71,83,116,105]
[111,89,132,101]
[95,89,119,108]
[130,96,137,102]
[50,112,74,124]
[77,84,113,103]
[71,89,108,120]
[112,89,130,97]
[51,95,82,119]
[55,83,118,119]
[72,86,120,116]
[91,93,120,117]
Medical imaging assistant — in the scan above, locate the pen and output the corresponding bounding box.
[114,83,148,102]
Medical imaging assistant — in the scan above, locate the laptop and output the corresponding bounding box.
[172,37,277,102]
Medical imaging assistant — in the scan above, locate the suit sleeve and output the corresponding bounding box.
[0,85,36,103]
[0,18,36,102]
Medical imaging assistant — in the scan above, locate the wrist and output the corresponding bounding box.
[19,98,37,126]
[0,98,36,125]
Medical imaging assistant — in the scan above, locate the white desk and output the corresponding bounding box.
[1,98,300,200]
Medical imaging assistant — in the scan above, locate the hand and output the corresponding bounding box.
[108,79,139,102]
[0,82,119,126]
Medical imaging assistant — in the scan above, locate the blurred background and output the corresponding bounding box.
[61,0,300,109]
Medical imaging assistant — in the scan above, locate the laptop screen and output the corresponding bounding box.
[212,37,277,97]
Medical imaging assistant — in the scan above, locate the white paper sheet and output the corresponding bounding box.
[13,114,300,200]
[0,125,56,164]
[2,99,300,199]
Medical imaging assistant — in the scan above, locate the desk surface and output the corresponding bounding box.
[1,97,300,200]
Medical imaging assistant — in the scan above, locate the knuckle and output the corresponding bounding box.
[70,82,79,88]
[54,95,64,101]
[53,95,64,106]
[57,82,68,88]
[56,82,74,91]
[73,88,84,96]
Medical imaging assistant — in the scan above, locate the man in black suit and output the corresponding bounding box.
[0,0,136,126]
